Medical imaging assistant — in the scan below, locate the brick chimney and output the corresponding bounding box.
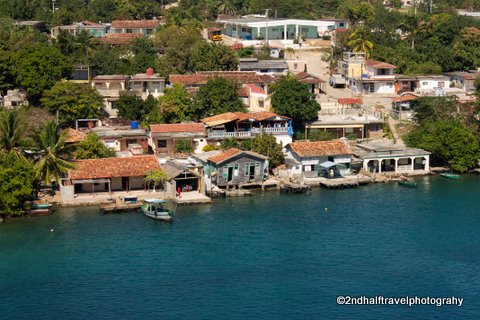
[146,68,154,76]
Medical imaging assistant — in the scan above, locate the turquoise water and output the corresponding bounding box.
[1,176,480,319]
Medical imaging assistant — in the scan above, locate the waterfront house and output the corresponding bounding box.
[91,75,129,117]
[109,19,162,36]
[129,68,166,99]
[149,123,207,155]
[163,160,204,198]
[193,148,268,189]
[91,125,149,155]
[60,155,161,202]
[201,111,293,147]
[354,141,430,174]
[285,140,353,178]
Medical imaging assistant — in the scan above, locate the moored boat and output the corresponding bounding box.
[141,199,173,222]
[440,173,461,179]
[31,203,53,210]
[398,180,417,188]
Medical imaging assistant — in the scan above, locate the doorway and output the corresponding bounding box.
[248,165,255,181]
[227,167,234,182]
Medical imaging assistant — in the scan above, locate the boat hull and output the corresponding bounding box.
[142,210,173,221]
[440,173,461,179]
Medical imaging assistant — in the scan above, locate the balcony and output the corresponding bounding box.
[207,127,289,139]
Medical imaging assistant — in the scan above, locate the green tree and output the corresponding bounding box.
[34,121,76,185]
[130,37,156,74]
[347,27,374,59]
[15,43,72,104]
[0,110,25,153]
[220,137,240,150]
[158,83,192,123]
[405,119,479,172]
[74,133,116,159]
[190,42,239,72]
[270,75,320,130]
[144,169,168,191]
[116,94,157,121]
[0,49,14,93]
[411,96,459,124]
[192,77,245,120]
[251,133,284,170]
[41,82,105,128]
[0,151,36,216]
[174,139,194,153]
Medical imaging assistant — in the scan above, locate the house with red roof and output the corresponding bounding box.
[149,123,206,155]
[110,19,162,36]
[192,148,268,189]
[340,52,398,95]
[60,155,162,202]
[200,111,293,147]
[285,140,353,178]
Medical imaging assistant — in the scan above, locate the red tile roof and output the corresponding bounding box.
[65,128,86,143]
[365,59,397,69]
[337,98,363,105]
[170,72,277,86]
[111,20,160,29]
[150,123,205,133]
[245,83,265,94]
[393,94,418,103]
[95,33,142,45]
[68,155,161,180]
[295,72,326,84]
[208,148,267,165]
[288,140,351,157]
[201,111,288,127]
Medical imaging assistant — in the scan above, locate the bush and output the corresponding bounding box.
[202,144,219,152]
[174,139,194,153]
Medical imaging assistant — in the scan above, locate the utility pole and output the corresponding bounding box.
[265,9,270,46]
[52,0,56,13]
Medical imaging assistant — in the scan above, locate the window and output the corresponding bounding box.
[422,82,428,85]
[126,139,137,147]
[110,101,117,109]
[438,82,445,88]
[126,28,133,33]
[293,63,298,70]
[258,100,264,108]
[158,140,167,148]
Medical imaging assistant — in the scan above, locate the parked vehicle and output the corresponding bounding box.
[207,28,223,42]
[329,74,346,88]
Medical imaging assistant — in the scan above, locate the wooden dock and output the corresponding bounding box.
[319,177,372,189]
[99,202,142,213]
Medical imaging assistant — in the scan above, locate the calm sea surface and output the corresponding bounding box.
[1,176,480,319]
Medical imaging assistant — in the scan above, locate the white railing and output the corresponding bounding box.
[208,127,289,139]
[208,131,252,139]
[263,127,289,134]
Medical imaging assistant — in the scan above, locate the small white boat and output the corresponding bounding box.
[141,199,173,222]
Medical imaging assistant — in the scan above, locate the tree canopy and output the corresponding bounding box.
[270,75,320,129]
[116,94,157,121]
[192,77,245,120]
[41,82,105,128]
[74,133,116,160]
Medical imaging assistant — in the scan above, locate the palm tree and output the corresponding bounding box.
[34,121,76,185]
[144,170,167,192]
[0,110,24,154]
[398,15,432,50]
[218,0,238,15]
[347,27,374,59]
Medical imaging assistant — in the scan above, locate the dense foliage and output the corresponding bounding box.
[41,82,105,127]
[116,94,157,121]
[405,97,480,172]
[0,151,36,216]
[75,133,116,159]
[270,75,320,129]
[192,77,245,120]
